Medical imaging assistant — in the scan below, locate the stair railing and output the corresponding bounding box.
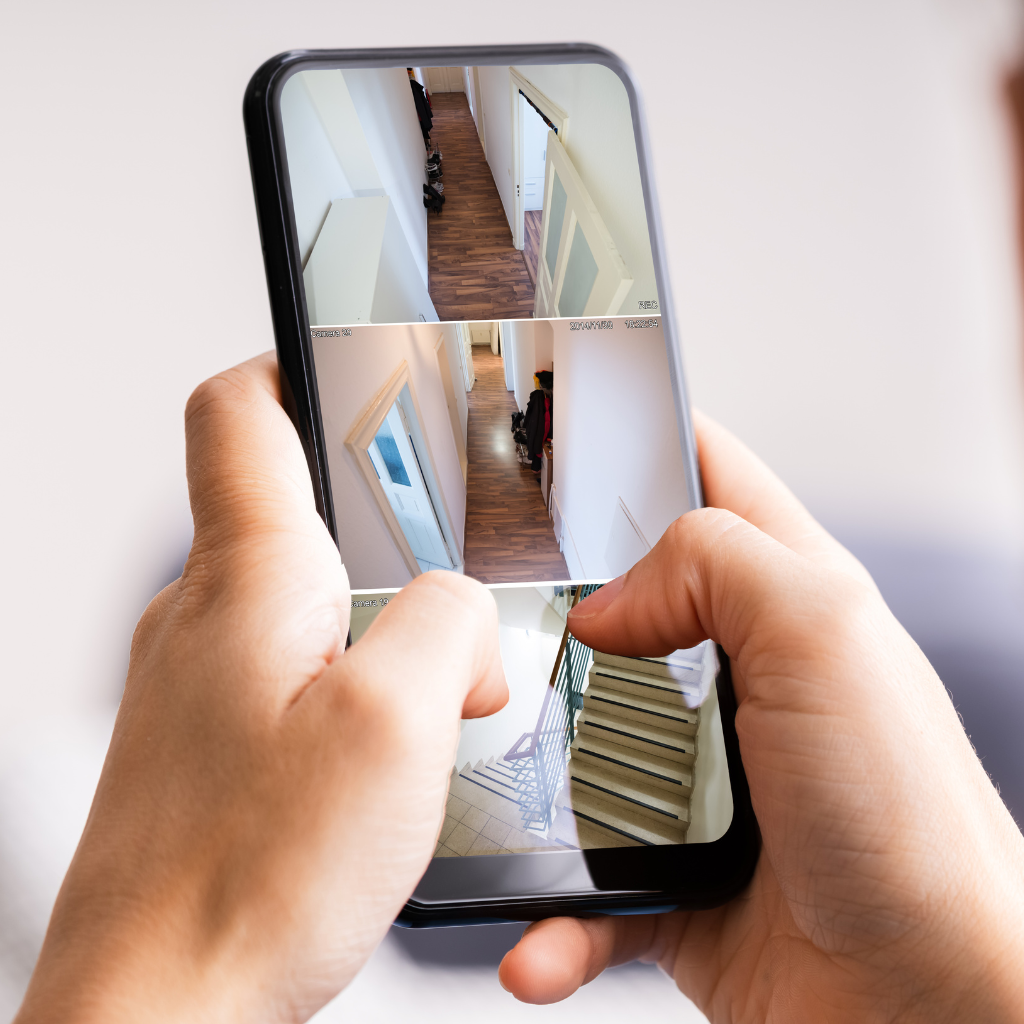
[503,582,602,831]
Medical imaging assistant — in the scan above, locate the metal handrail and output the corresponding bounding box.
[503,582,602,831]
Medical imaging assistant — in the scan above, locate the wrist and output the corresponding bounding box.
[13,890,256,1024]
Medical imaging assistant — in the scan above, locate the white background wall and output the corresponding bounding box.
[313,323,467,589]
[2,1,1023,1020]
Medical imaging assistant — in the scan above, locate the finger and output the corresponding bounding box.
[177,353,350,702]
[498,915,659,1004]
[567,507,872,693]
[184,352,323,552]
[329,570,508,736]
[694,410,875,587]
[284,572,507,931]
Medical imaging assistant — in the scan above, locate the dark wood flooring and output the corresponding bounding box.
[463,349,568,584]
[524,210,542,287]
[427,94,535,321]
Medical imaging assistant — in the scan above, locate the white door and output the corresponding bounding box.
[424,67,464,93]
[521,94,548,212]
[368,403,453,571]
[534,132,633,319]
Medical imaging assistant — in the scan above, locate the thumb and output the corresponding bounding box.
[177,353,349,707]
[336,571,508,726]
[183,352,328,560]
[566,507,876,702]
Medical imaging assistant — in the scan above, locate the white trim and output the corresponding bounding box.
[345,360,463,577]
[509,69,569,251]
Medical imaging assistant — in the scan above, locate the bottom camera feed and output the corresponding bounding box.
[351,585,733,853]
[313,314,733,849]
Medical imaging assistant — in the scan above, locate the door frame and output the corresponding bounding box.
[346,360,464,577]
[510,69,568,251]
[433,331,469,484]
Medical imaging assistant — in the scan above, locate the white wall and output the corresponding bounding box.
[282,69,430,289]
[508,319,553,413]
[439,323,469,445]
[476,65,517,232]
[552,317,692,579]
[312,323,467,589]
[686,679,733,844]
[343,68,430,287]
[370,201,438,323]
[279,74,354,264]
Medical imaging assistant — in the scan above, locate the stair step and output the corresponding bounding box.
[572,816,643,849]
[570,733,693,795]
[577,709,696,765]
[448,771,519,809]
[582,684,699,735]
[563,787,688,846]
[592,649,704,682]
[589,663,701,706]
[568,762,690,825]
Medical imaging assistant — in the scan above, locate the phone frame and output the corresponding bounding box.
[243,44,759,926]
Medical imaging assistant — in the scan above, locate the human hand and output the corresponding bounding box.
[500,412,1024,1022]
[15,354,507,1024]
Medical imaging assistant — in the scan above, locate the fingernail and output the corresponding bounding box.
[569,574,626,621]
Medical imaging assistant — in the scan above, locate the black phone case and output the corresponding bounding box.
[243,44,760,926]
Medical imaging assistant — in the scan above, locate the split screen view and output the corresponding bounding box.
[281,61,734,853]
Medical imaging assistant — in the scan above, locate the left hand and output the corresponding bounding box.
[15,354,508,1024]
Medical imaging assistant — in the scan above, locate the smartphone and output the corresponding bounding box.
[243,44,759,925]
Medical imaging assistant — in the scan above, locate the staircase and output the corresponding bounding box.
[562,650,704,847]
[437,756,573,857]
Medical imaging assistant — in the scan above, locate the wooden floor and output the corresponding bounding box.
[524,210,542,287]
[427,94,535,321]
[463,349,568,584]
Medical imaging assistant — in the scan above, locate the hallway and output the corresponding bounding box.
[463,349,568,583]
[427,94,535,321]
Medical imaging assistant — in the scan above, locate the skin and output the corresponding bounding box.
[500,412,1024,1021]
[15,355,1024,1023]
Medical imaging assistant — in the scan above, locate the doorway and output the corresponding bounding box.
[520,94,549,286]
[510,71,568,254]
[347,362,463,577]
[370,396,454,573]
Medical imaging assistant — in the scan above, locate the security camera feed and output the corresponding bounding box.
[281,63,661,324]
[283,59,733,850]
[351,585,733,852]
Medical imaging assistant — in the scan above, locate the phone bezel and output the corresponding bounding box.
[243,44,760,925]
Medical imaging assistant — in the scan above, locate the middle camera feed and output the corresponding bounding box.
[281,60,734,853]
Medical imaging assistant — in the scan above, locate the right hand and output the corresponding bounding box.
[500,412,1024,1022]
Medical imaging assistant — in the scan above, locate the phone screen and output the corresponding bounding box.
[277,59,734,863]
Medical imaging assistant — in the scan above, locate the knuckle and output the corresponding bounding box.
[184,367,258,435]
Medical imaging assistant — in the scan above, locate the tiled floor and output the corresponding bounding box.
[435,762,567,857]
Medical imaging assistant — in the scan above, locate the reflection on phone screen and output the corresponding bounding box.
[281,60,734,854]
